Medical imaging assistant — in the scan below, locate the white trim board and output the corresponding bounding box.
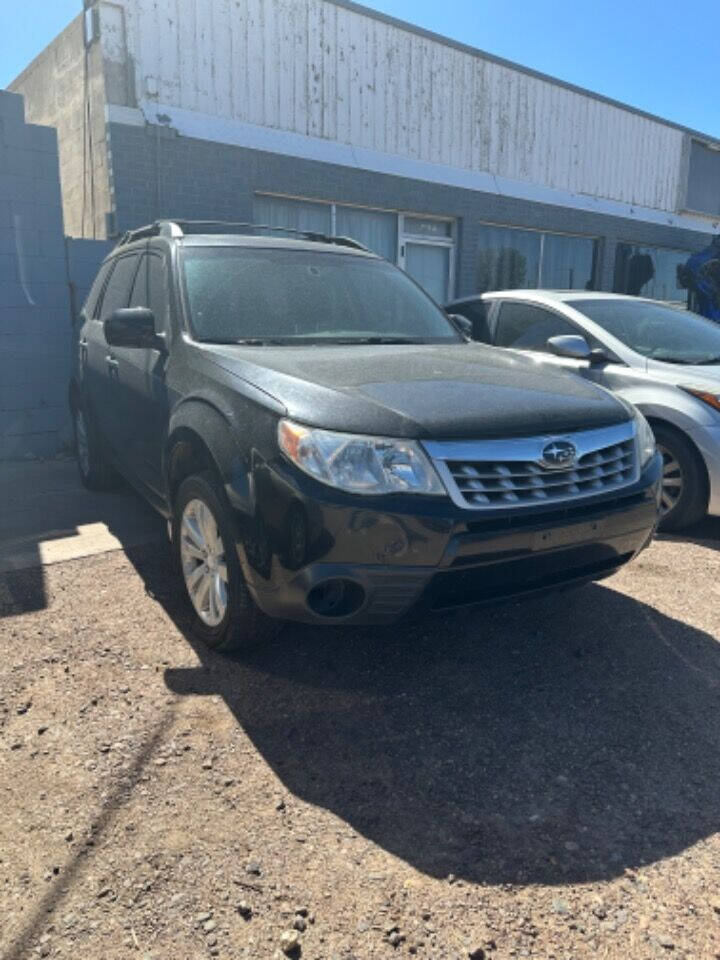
[108,102,720,236]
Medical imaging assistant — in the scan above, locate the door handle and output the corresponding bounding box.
[105,355,119,376]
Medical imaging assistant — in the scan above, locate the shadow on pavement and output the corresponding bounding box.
[0,460,163,617]
[657,513,720,550]
[118,541,720,888]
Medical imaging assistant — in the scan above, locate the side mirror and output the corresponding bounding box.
[447,313,473,340]
[105,308,164,350]
[547,334,593,361]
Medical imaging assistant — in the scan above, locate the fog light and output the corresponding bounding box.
[306,579,365,618]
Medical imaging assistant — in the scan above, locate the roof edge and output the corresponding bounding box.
[327,0,720,145]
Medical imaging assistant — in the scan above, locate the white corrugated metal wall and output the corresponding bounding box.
[107,0,686,214]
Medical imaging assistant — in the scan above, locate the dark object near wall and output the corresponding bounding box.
[677,236,720,321]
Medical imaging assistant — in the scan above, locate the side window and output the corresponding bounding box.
[147,254,169,332]
[100,254,141,320]
[129,254,149,308]
[452,301,491,342]
[85,261,113,319]
[495,302,579,351]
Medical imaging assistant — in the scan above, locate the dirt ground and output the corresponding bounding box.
[1,522,719,960]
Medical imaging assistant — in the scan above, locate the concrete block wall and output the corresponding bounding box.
[0,90,109,460]
[66,238,113,322]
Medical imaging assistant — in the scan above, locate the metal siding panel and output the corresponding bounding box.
[116,0,692,214]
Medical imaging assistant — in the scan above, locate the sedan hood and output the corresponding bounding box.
[202,342,630,439]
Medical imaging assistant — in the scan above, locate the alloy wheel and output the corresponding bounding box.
[657,443,684,517]
[180,498,229,627]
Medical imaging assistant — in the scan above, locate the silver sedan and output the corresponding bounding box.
[446,291,720,531]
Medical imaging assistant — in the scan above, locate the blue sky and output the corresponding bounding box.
[2,0,718,138]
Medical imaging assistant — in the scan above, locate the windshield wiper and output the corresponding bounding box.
[653,352,720,365]
[200,337,286,346]
[651,352,688,364]
[688,355,720,365]
[321,336,427,345]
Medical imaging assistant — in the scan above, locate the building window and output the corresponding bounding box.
[254,195,331,235]
[335,205,397,261]
[476,224,597,294]
[613,243,692,305]
[253,194,455,302]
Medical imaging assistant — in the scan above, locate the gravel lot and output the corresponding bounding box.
[1,514,719,960]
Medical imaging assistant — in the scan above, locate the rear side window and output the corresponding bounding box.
[85,261,113,319]
[495,302,578,350]
[100,255,141,319]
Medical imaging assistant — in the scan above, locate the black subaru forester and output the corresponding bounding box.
[70,220,661,652]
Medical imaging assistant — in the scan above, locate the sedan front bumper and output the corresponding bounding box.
[237,453,662,627]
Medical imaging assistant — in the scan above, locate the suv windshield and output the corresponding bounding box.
[181,247,459,345]
[568,297,720,364]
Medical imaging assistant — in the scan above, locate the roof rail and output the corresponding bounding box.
[114,219,371,252]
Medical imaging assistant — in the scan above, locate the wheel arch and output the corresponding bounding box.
[645,415,710,510]
[164,399,254,514]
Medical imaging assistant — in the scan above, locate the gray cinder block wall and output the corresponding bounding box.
[0,90,109,460]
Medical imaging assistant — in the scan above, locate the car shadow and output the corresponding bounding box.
[121,541,720,888]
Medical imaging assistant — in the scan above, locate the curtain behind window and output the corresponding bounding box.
[476,226,541,293]
[541,234,596,290]
[335,205,397,260]
[253,196,331,236]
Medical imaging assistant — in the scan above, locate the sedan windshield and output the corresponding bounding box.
[181,247,459,344]
[568,298,720,365]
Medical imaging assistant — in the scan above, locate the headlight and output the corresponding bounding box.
[278,419,445,495]
[680,386,720,413]
[633,408,656,467]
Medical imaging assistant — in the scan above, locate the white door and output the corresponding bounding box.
[405,243,451,304]
[399,216,455,303]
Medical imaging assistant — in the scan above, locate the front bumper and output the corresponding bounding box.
[236,453,662,626]
[686,423,720,517]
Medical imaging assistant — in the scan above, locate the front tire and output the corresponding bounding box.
[172,471,280,653]
[653,424,707,532]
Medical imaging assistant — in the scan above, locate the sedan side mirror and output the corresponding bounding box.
[105,307,165,350]
[447,313,473,340]
[547,334,593,361]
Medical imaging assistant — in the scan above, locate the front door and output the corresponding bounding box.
[110,251,171,496]
[399,216,455,304]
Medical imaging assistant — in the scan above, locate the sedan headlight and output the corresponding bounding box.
[278,419,445,495]
[680,386,720,413]
[633,408,656,467]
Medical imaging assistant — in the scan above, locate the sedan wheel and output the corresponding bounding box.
[180,498,229,627]
[657,443,684,518]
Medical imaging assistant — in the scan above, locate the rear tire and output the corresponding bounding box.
[73,403,116,491]
[172,471,280,653]
[653,424,707,532]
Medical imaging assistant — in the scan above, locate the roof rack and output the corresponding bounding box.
[115,220,371,252]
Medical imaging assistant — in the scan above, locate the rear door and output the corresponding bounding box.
[77,259,114,421]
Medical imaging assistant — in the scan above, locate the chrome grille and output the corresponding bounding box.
[424,422,639,510]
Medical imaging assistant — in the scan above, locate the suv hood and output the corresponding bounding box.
[202,342,630,439]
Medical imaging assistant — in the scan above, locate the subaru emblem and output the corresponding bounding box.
[540,440,577,470]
